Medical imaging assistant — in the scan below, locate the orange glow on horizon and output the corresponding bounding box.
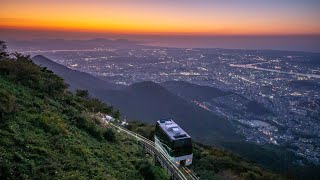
[1,0,320,36]
[2,27,319,37]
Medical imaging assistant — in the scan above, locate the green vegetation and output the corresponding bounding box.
[127,121,284,180]
[192,143,282,180]
[0,42,168,179]
[127,121,156,140]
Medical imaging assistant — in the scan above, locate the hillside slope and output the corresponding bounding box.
[0,53,168,179]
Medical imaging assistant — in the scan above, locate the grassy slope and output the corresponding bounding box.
[0,75,168,179]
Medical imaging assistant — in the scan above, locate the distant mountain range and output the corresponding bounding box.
[8,38,145,51]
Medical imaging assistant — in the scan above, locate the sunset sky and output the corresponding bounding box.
[1,0,320,35]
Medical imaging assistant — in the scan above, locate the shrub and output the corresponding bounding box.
[83,98,113,114]
[74,114,103,140]
[0,89,16,118]
[103,128,116,142]
[113,110,121,119]
[137,160,169,180]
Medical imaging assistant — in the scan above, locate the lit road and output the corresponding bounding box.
[230,63,320,79]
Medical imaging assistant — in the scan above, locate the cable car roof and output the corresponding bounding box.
[157,119,191,140]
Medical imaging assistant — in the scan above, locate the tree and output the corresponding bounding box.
[75,89,89,98]
[0,49,68,96]
[113,110,121,119]
[13,52,31,62]
[0,41,9,60]
[103,128,116,142]
[0,52,42,87]
[41,70,68,96]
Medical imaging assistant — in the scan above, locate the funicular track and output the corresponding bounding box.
[110,123,199,180]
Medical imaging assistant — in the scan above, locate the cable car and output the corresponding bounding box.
[154,119,193,166]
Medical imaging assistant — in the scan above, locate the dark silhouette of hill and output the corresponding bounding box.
[161,80,272,115]
[288,80,320,89]
[96,81,240,141]
[244,100,272,115]
[160,81,229,101]
[32,55,123,95]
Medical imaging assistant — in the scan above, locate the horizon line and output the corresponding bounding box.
[1,26,320,37]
